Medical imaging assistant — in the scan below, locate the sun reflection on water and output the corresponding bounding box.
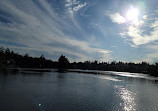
[115,85,136,111]
[97,76,122,82]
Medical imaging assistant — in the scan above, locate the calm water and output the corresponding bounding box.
[0,70,158,111]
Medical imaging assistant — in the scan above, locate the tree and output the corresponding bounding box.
[40,54,45,61]
[58,55,69,70]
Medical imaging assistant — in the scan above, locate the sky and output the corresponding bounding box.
[1,0,158,63]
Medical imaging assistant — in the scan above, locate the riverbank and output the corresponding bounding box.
[1,68,158,81]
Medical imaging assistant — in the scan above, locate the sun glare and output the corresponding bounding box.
[126,8,139,23]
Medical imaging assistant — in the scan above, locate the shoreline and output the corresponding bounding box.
[2,68,158,81]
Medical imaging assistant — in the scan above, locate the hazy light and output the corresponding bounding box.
[126,8,139,22]
[143,15,147,19]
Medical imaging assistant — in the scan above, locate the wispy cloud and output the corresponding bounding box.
[0,0,111,62]
[144,44,158,63]
[106,12,126,24]
[65,0,86,14]
[130,43,158,63]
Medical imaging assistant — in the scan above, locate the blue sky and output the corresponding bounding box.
[1,0,158,63]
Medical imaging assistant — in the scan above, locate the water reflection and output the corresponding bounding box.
[96,75,122,82]
[1,70,158,111]
[57,73,66,79]
[115,85,136,111]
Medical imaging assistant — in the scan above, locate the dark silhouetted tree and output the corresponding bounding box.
[58,55,69,70]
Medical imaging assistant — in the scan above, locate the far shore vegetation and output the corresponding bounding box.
[0,47,158,77]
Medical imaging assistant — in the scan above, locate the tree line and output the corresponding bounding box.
[0,47,58,68]
[0,47,158,76]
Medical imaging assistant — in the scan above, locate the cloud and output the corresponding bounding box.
[110,13,126,24]
[105,12,126,24]
[131,43,158,63]
[125,20,158,46]
[65,0,86,14]
[145,44,158,61]
[124,10,158,46]
[0,0,111,62]
[73,3,86,12]
[106,9,158,46]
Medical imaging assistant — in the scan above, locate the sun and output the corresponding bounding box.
[126,8,139,24]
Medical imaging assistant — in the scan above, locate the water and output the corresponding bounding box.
[0,70,158,111]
